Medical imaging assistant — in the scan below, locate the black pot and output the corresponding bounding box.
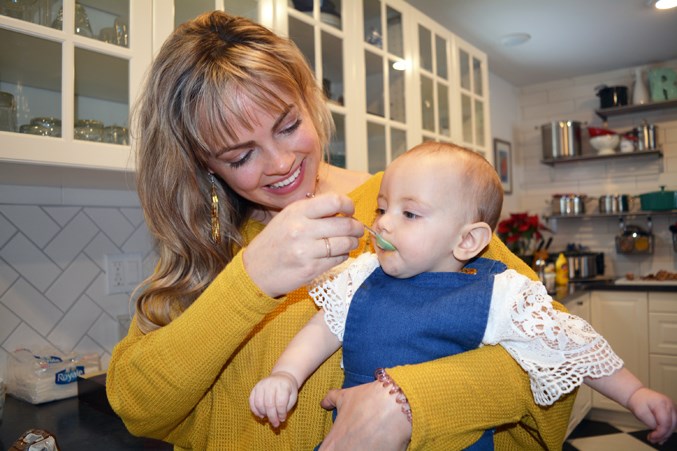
[595,85,628,109]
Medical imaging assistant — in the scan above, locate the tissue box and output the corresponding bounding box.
[7,348,101,404]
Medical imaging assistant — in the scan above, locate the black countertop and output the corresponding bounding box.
[0,394,172,450]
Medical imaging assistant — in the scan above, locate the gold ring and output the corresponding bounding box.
[323,237,331,258]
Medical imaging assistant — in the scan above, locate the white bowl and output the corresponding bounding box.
[590,134,620,155]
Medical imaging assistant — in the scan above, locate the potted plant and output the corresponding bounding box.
[497,212,550,258]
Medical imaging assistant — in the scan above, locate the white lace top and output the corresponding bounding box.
[309,253,624,406]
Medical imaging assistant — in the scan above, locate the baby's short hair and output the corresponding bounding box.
[400,142,504,230]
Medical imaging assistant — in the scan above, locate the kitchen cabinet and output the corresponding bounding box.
[648,292,677,402]
[1,0,491,178]
[590,290,649,412]
[563,292,593,437]
[0,0,152,172]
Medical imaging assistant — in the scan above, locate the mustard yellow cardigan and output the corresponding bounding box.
[107,173,573,450]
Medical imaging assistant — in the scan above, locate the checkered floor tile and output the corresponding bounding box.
[565,419,677,451]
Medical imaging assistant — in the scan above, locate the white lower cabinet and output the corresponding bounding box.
[563,292,593,437]
[649,292,677,402]
[590,290,649,412]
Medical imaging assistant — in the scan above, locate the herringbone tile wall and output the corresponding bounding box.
[0,183,156,378]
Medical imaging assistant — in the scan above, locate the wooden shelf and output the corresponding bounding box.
[595,99,677,121]
[541,149,662,166]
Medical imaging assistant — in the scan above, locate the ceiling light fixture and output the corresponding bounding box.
[500,32,531,47]
[653,0,677,9]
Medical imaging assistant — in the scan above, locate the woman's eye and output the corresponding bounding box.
[403,211,418,219]
[280,118,301,135]
[228,150,253,169]
[375,208,385,216]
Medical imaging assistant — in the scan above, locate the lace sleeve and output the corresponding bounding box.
[484,270,624,406]
[308,253,380,342]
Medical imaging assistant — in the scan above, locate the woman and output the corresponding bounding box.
[106,11,573,450]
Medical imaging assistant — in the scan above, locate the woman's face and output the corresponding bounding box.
[205,94,322,217]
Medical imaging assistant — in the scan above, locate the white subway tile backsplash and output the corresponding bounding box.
[0,303,20,343]
[4,322,54,353]
[0,214,16,248]
[44,212,98,270]
[47,296,102,351]
[84,207,136,247]
[1,234,61,291]
[0,260,19,296]
[45,254,100,312]
[1,279,62,333]
[44,206,80,227]
[88,311,125,354]
[0,186,154,378]
[0,205,60,248]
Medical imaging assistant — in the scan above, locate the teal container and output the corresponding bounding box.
[638,186,677,211]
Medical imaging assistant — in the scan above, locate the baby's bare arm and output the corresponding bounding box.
[249,310,341,427]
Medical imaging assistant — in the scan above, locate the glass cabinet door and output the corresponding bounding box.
[457,43,489,155]
[363,0,407,172]
[416,22,451,143]
[0,0,152,170]
[285,0,346,167]
[174,0,259,28]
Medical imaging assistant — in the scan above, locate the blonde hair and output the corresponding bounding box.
[133,11,332,333]
[400,142,504,230]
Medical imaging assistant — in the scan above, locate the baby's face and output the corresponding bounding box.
[373,152,468,278]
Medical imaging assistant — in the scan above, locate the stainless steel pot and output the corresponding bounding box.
[598,194,632,213]
[541,121,582,159]
[566,252,604,280]
[552,194,587,215]
[636,123,658,150]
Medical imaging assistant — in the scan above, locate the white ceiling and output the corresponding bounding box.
[406,0,677,87]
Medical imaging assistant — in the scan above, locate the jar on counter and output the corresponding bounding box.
[0,91,17,132]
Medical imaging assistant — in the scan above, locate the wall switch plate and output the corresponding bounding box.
[105,253,143,294]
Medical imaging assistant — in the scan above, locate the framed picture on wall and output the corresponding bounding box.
[493,138,512,194]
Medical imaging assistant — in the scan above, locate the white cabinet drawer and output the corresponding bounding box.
[649,312,677,355]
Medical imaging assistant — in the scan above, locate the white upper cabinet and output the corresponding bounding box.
[0,0,489,176]
[0,0,152,171]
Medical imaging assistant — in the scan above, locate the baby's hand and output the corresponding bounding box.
[249,371,299,428]
[627,387,677,445]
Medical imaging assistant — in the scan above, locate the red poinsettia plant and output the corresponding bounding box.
[497,212,549,254]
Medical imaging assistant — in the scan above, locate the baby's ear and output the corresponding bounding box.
[453,222,493,261]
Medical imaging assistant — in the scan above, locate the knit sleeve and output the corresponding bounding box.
[386,235,574,450]
[484,270,623,406]
[309,253,379,341]
[106,250,281,440]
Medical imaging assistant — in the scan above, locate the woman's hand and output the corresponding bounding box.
[243,193,364,298]
[319,382,412,450]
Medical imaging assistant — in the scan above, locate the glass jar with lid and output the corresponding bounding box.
[75,119,104,141]
[30,116,61,137]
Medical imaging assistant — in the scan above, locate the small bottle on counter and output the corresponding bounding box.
[555,253,569,286]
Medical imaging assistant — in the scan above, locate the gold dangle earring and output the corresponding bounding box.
[209,173,221,245]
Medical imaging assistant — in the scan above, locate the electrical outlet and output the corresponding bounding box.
[105,253,143,294]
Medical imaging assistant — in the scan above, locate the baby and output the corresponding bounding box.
[250,142,677,447]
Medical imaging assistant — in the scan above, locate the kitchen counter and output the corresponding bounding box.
[554,278,677,304]
[0,394,171,450]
